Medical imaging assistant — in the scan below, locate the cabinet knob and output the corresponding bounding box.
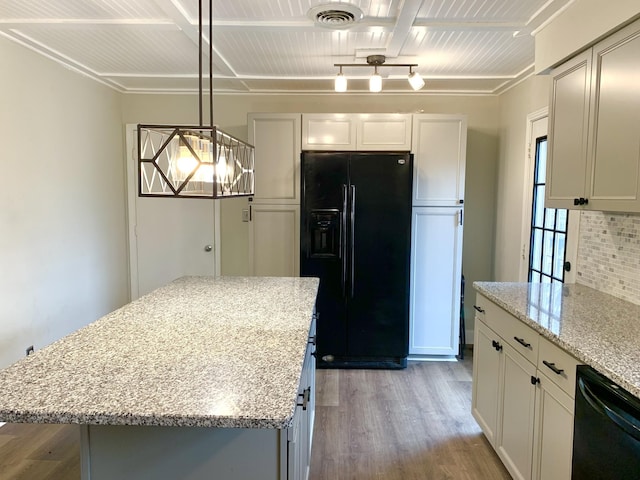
[531,376,540,385]
[574,197,589,206]
[492,340,503,352]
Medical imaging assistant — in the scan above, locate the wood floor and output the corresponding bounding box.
[0,349,510,479]
[309,351,510,480]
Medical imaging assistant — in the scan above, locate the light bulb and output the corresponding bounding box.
[369,73,382,92]
[335,73,347,92]
[408,71,425,90]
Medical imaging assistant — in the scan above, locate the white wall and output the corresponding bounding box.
[494,76,552,281]
[535,0,640,71]
[122,93,500,339]
[0,37,129,368]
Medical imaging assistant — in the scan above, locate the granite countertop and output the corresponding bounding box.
[0,276,319,429]
[474,282,640,398]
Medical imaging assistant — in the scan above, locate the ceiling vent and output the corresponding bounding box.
[308,3,364,29]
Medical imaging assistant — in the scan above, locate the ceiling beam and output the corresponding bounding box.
[385,0,424,58]
[152,0,236,78]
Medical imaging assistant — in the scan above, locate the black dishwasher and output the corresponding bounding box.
[572,365,640,479]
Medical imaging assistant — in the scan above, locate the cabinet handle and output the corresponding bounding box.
[297,387,311,410]
[513,336,531,349]
[542,360,564,375]
[492,340,503,352]
[531,376,540,385]
[474,305,485,313]
[308,335,316,345]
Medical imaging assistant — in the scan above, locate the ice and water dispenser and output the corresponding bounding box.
[307,209,341,259]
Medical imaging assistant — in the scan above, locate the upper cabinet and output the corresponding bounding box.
[546,19,640,212]
[411,114,467,207]
[248,113,301,204]
[302,113,412,151]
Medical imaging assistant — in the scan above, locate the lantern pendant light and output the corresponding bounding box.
[137,0,255,198]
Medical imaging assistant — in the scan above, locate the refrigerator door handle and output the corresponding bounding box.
[350,184,356,298]
[341,184,348,296]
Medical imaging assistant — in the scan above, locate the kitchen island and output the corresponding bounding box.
[0,276,319,480]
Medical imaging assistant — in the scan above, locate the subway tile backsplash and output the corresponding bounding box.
[576,211,640,305]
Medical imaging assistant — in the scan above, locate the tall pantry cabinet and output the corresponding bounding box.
[409,115,466,356]
[248,113,467,358]
[247,113,302,277]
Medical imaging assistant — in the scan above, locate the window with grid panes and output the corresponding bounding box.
[528,136,569,284]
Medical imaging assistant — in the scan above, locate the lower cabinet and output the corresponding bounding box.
[472,293,579,480]
[289,315,316,480]
[248,203,300,276]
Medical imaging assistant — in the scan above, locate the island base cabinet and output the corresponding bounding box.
[81,425,298,480]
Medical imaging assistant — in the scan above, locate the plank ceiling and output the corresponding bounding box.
[0,0,573,94]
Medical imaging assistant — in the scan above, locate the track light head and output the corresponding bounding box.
[408,68,425,90]
[335,68,347,92]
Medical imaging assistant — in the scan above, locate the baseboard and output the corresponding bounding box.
[408,355,458,362]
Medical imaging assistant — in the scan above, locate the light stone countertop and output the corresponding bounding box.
[0,276,319,429]
[474,282,640,398]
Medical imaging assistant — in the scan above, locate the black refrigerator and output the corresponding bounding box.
[300,151,413,369]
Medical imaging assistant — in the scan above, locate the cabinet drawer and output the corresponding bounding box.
[477,295,539,365]
[473,293,489,328]
[498,313,539,366]
[537,336,581,398]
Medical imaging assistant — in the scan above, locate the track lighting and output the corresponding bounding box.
[334,55,425,93]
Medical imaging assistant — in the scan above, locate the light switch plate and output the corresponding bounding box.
[242,209,249,222]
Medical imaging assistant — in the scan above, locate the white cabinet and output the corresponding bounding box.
[532,372,574,480]
[247,113,301,277]
[546,51,592,208]
[409,207,463,356]
[301,113,412,151]
[472,294,580,480]
[248,203,300,277]
[411,114,467,207]
[248,113,301,204]
[546,19,640,212]
[497,342,537,480]
[472,319,502,447]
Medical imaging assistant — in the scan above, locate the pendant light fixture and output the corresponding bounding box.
[334,55,425,93]
[137,0,255,198]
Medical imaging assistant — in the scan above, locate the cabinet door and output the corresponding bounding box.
[532,374,574,480]
[587,20,640,212]
[248,113,301,204]
[409,207,463,355]
[411,114,467,206]
[248,204,300,276]
[546,50,592,209]
[497,343,537,480]
[356,114,412,150]
[471,320,502,447]
[302,114,356,150]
